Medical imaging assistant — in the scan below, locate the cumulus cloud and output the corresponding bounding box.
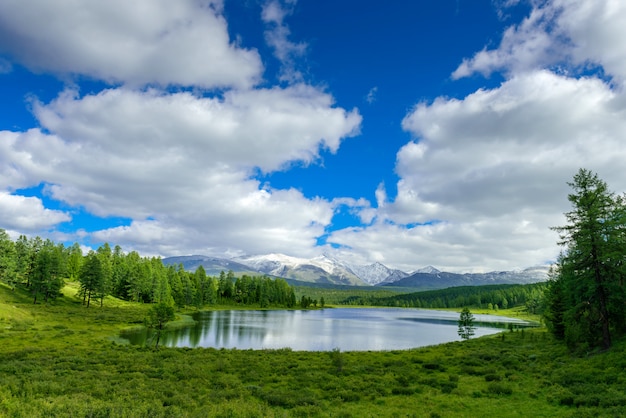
[5,0,625,274]
[0,0,262,88]
[32,86,361,175]
[453,0,626,83]
[327,1,626,272]
[0,192,70,232]
[351,70,626,272]
[0,0,365,259]
[1,83,360,255]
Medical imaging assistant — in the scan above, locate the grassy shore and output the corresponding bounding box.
[1,282,625,417]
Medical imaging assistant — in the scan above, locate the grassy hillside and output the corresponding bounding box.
[1,282,625,417]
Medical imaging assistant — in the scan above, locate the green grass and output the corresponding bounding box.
[1,282,625,417]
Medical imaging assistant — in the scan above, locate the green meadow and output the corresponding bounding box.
[1,282,625,417]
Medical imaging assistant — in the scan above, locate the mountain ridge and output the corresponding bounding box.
[162,253,550,290]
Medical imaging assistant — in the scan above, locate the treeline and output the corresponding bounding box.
[340,282,546,312]
[0,230,296,309]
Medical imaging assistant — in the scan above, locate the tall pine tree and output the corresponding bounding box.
[547,169,626,350]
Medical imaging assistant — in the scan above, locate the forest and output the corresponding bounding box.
[339,282,546,312]
[0,234,297,310]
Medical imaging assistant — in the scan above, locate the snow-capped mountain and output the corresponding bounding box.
[162,255,258,276]
[233,253,366,286]
[412,265,441,275]
[382,265,551,290]
[348,262,409,285]
[164,253,550,289]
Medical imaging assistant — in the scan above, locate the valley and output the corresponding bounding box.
[1,281,624,417]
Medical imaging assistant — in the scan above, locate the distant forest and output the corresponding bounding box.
[340,282,546,313]
[0,232,296,309]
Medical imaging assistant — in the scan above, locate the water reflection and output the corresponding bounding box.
[120,308,536,351]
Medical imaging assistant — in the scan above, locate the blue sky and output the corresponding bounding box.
[1,0,626,272]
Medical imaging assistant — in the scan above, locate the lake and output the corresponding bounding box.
[120,308,535,351]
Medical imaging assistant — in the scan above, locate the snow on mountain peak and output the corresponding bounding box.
[413,266,441,274]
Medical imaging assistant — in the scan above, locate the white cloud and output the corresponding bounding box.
[2,83,360,257]
[0,0,365,262]
[92,187,333,258]
[0,57,11,73]
[453,0,626,83]
[332,70,626,272]
[0,192,70,231]
[0,0,262,88]
[5,0,626,275]
[366,87,378,104]
[31,85,360,176]
[261,0,307,83]
[323,0,626,272]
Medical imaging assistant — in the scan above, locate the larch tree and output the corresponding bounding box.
[79,251,104,308]
[458,307,475,340]
[546,169,626,351]
[0,229,16,288]
[145,302,176,349]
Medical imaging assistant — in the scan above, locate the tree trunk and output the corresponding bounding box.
[591,243,612,349]
[155,330,161,349]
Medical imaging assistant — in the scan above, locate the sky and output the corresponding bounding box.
[1,0,626,273]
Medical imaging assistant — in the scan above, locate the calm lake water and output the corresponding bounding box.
[120,308,535,351]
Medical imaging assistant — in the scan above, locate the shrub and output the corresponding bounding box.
[440,381,457,394]
[422,362,445,371]
[484,374,502,382]
[487,382,513,395]
[391,387,415,395]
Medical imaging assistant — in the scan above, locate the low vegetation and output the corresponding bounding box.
[2,282,626,417]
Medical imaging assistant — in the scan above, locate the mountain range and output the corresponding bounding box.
[162,253,550,290]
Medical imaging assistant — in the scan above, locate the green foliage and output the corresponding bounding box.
[145,302,176,348]
[458,307,476,340]
[546,169,626,351]
[0,233,299,311]
[329,347,345,373]
[78,251,104,308]
[0,229,17,288]
[30,240,66,304]
[342,282,546,312]
[2,282,626,417]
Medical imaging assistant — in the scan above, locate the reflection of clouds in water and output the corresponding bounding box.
[121,308,536,351]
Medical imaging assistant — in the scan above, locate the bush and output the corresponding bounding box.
[422,362,445,371]
[484,374,502,382]
[487,382,513,395]
[440,381,457,394]
[391,387,415,395]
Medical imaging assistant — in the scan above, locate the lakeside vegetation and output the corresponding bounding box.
[2,281,626,417]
